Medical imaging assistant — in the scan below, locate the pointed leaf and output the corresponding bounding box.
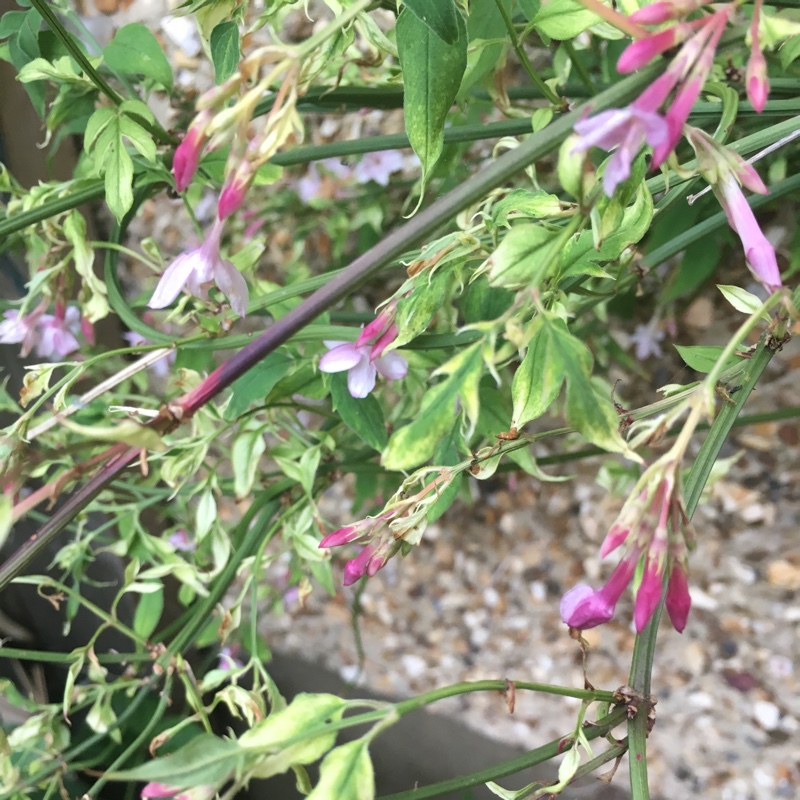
[330,373,388,452]
[307,740,375,800]
[103,22,173,91]
[397,7,467,189]
[401,0,461,44]
[210,21,240,84]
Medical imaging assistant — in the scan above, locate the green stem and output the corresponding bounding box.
[562,40,597,95]
[626,335,779,799]
[379,707,628,800]
[493,0,562,105]
[295,0,373,59]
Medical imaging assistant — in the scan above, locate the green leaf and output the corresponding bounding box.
[458,0,512,97]
[511,316,565,428]
[225,352,292,420]
[383,344,482,471]
[240,694,348,779]
[780,35,800,69]
[491,189,563,228]
[210,21,239,84]
[307,740,375,800]
[396,7,467,189]
[393,268,451,348]
[103,22,173,91]
[673,345,740,374]
[111,734,243,788]
[9,8,44,115]
[133,586,164,641]
[64,210,109,322]
[533,0,602,40]
[232,425,266,498]
[330,373,387,453]
[487,224,559,289]
[0,10,27,40]
[401,0,461,44]
[717,284,770,318]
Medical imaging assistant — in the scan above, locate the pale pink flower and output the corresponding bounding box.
[217,645,243,671]
[0,306,81,359]
[353,150,405,186]
[716,172,781,290]
[746,0,769,113]
[148,216,248,317]
[319,338,407,399]
[572,107,669,196]
[630,320,665,360]
[297,159,352,203]
[168,529,195,553]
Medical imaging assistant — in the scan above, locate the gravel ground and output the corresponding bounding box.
[83,2,800,797]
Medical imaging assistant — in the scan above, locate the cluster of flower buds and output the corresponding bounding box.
[319,303,407,398]
[685,126,781,291]
[573,1,771,197]
[560,458,693,633]
[319,469,454,585]
[0,302,83,360]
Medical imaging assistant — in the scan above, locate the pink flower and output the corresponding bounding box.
[352,150,405,186]
[562,462,693,633]
[746,0,769,113]
[168,529,195,553]
[716,172,781,290]
[629,0,705,25]
[617,27,684,74]
[560,556,638,629]
[141,783,215,800]
[217,161,255,221]
[217,645,243,671]
[173,110,213,192]
[319,338,407,399]
[148,216,249,317]
[0,306,81,359]
[572,107,669,196]
[630,320,665,360]
[665,563,691,632]
[297,159,352,203]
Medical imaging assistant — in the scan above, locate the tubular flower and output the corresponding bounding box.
[141,783,215,800]
[687,125,781,291]
[561,460,693,633]
[148,215,249,316]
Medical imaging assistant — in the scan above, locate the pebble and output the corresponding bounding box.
[752,700,781,730]
[401,654,427,680]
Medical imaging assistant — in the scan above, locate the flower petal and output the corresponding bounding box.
[214,259,250,317]
[319,343,363,373]
[374,351,408,381]
[148,253,198,309]
[347,356,377,398]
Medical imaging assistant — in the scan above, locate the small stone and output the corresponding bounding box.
[767,559,800,590]
[401,654,427,679]
[752,699,781,730]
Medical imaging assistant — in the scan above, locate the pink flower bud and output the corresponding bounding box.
[560,556,637,630]
[217,176,249,221]
[343,545,375,586]
[319,525,359,549]
[370,323,399,360]
[747,0,769,114]
[173,112,213,192]
[617,28,679,74]
[629,2,675,24]
[665,564,691,632]
[634,561,664,632]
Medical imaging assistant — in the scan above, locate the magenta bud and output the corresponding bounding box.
[173,128,204,193]
[629,2,675,24]
[370,323,399,360]
[617,28,678,74]
[600,523,629,558]
[343,546,374,586]
[217,178,248,221]
[665,564,691,632]
[634,561,664,632]
[319,525,358,549]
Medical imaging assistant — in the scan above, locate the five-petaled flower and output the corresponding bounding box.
[0,305,81,359]
[148,216,249,317]
[319,310,407,399]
